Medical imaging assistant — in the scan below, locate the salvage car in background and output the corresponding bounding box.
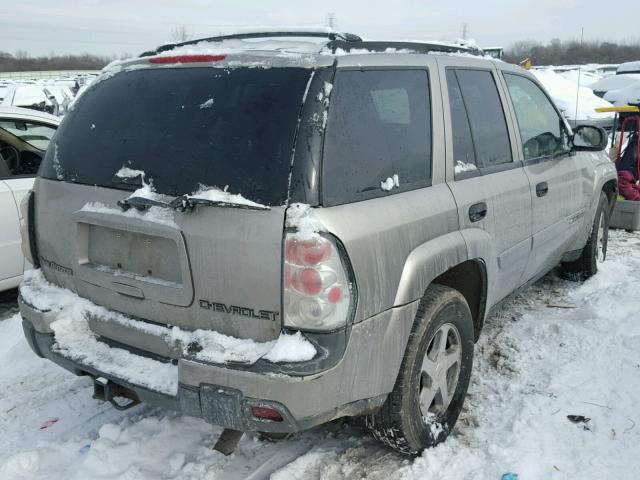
[0,106,59,291]
[1,83,74,116]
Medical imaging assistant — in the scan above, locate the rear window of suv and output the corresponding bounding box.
[40,67,312,206]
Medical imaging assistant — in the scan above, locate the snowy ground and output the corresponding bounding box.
[1,230,640,479]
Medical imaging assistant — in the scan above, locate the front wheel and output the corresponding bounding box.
[365,285,474,455]
[561,192,610,281]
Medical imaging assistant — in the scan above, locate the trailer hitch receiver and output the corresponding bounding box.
[93,377,141,411]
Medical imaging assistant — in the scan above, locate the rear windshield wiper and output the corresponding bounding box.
[118,194,269,212]
[117,196,173,212]
[170,195,270,212]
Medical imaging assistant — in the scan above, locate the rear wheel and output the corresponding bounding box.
[365,285,474,455]
[561,192,609,281]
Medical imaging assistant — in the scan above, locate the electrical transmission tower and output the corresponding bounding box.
[327,13,337,29]
[461,22,469,40]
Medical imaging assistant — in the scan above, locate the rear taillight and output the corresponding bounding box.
[283,234,352,331]
[19,190,35,265]
[251,406,283,422]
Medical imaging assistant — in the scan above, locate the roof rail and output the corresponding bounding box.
[326,40,483,56]
[140,30,363,57]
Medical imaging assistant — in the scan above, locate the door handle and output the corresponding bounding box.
[536,182,549,197]
[469,202,488,223]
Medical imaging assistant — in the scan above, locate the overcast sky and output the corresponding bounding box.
[1,0,639,57]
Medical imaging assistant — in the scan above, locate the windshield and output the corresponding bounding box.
[0,120,57,151]
[40,66,312,206]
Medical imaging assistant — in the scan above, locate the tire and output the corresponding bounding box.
[365,284,475,455]
[561,192,609,282]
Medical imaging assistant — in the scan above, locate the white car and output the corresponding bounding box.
[0,106,59,291]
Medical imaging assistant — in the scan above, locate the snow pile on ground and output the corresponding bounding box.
[532,69,614,122]
[2,231,640,479]
[20,269,316,382]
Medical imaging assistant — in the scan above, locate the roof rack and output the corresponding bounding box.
[140,30,363,57]
[325,39,482,56]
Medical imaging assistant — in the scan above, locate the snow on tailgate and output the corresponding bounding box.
[20,270,316,396]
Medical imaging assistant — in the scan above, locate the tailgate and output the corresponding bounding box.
[34,179,285,341]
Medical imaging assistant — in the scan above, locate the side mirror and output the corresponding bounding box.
[572,125,608,151]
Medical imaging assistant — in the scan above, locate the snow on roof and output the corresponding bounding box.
[590,73,640,94]
[206,25,340,36]
[617,61,640,74]
[604,82,640,106]
[154,39,323,57]
[557,69,603,87]
[532,68,614,121]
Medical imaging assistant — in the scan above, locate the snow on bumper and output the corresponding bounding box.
[19,269,420,429]
[18,268,317,389]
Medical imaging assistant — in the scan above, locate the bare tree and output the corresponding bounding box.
[172,26,189,43]
[1,53,114,72]
[503,39,640,66]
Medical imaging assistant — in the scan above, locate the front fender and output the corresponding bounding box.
[575,154,617,249]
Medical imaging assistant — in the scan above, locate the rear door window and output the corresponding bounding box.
[40,67,312,206]
[447,69,512,173]
[322,69,431,205]
[446,70,478,175]
[503,73,570,160]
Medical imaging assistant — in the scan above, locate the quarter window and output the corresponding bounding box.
[447,69,512,173]
[504,73,570,160]
[322,69,432,205]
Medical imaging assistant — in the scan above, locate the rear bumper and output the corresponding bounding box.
[19,294,418,433]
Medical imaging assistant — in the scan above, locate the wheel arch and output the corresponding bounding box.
[393,230,490,342]
[433,259,488,341]
[393,231,468,307]
[601,178,617,216]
